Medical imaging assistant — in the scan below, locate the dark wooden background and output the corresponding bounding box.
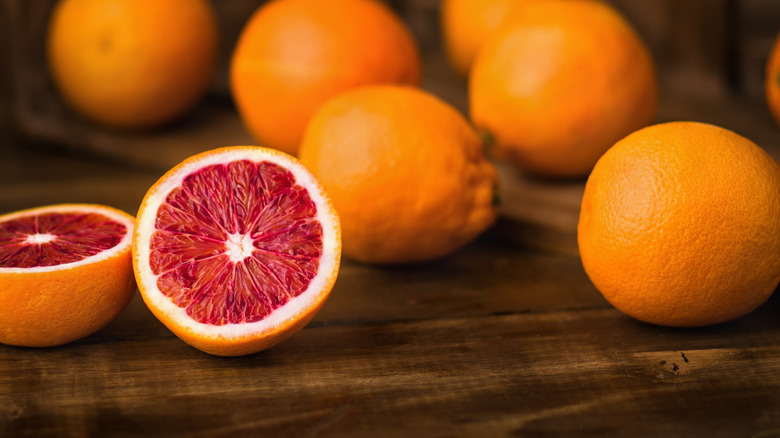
[1,1,780,436]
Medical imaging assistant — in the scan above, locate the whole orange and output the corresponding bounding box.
[470,0,657,178]
[766,33,780,126]
[230,0,421,156]
[441,0,527,77]
[299,85,497,264]
[578,122,780,327]
[47,0,218,129]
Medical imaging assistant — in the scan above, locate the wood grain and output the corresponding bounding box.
[2,292,779,437]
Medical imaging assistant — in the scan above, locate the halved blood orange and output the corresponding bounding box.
[0,204,136,347]
[132,146,341,356]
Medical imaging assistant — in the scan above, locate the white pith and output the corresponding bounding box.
[134,148,340,340]
[25,233,56,245]
[0,205,133,274]
[225,233,255,262]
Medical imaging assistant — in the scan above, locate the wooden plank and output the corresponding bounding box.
[2,294,779,437]
[313,235,604,324]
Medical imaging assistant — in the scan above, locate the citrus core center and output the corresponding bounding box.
[25,233,56,245]
[225,233,255,262]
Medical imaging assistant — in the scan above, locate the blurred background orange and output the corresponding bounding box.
[1,1,779,170]
[2,0,777,243]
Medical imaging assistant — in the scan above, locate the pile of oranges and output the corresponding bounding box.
[441,0,779,328]
[5,0,778,356]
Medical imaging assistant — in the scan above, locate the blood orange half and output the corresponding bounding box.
[0,204,136,347]
[132,146,341,356]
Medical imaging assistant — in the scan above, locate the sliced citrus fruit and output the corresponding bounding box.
[132,146,341,356]
[0,204,136,347]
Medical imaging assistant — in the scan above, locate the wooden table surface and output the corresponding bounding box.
[2,60,780,437]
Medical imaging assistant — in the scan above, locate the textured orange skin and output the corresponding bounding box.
[441,0,527,77]
[230,0,421,156]
[299,85,497,264]
[133,146,341,356]
[578,122,780,327]
[47,0,218,129]
[0,205,136,347]
[470,0,658,178]
[766,33,780,127]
